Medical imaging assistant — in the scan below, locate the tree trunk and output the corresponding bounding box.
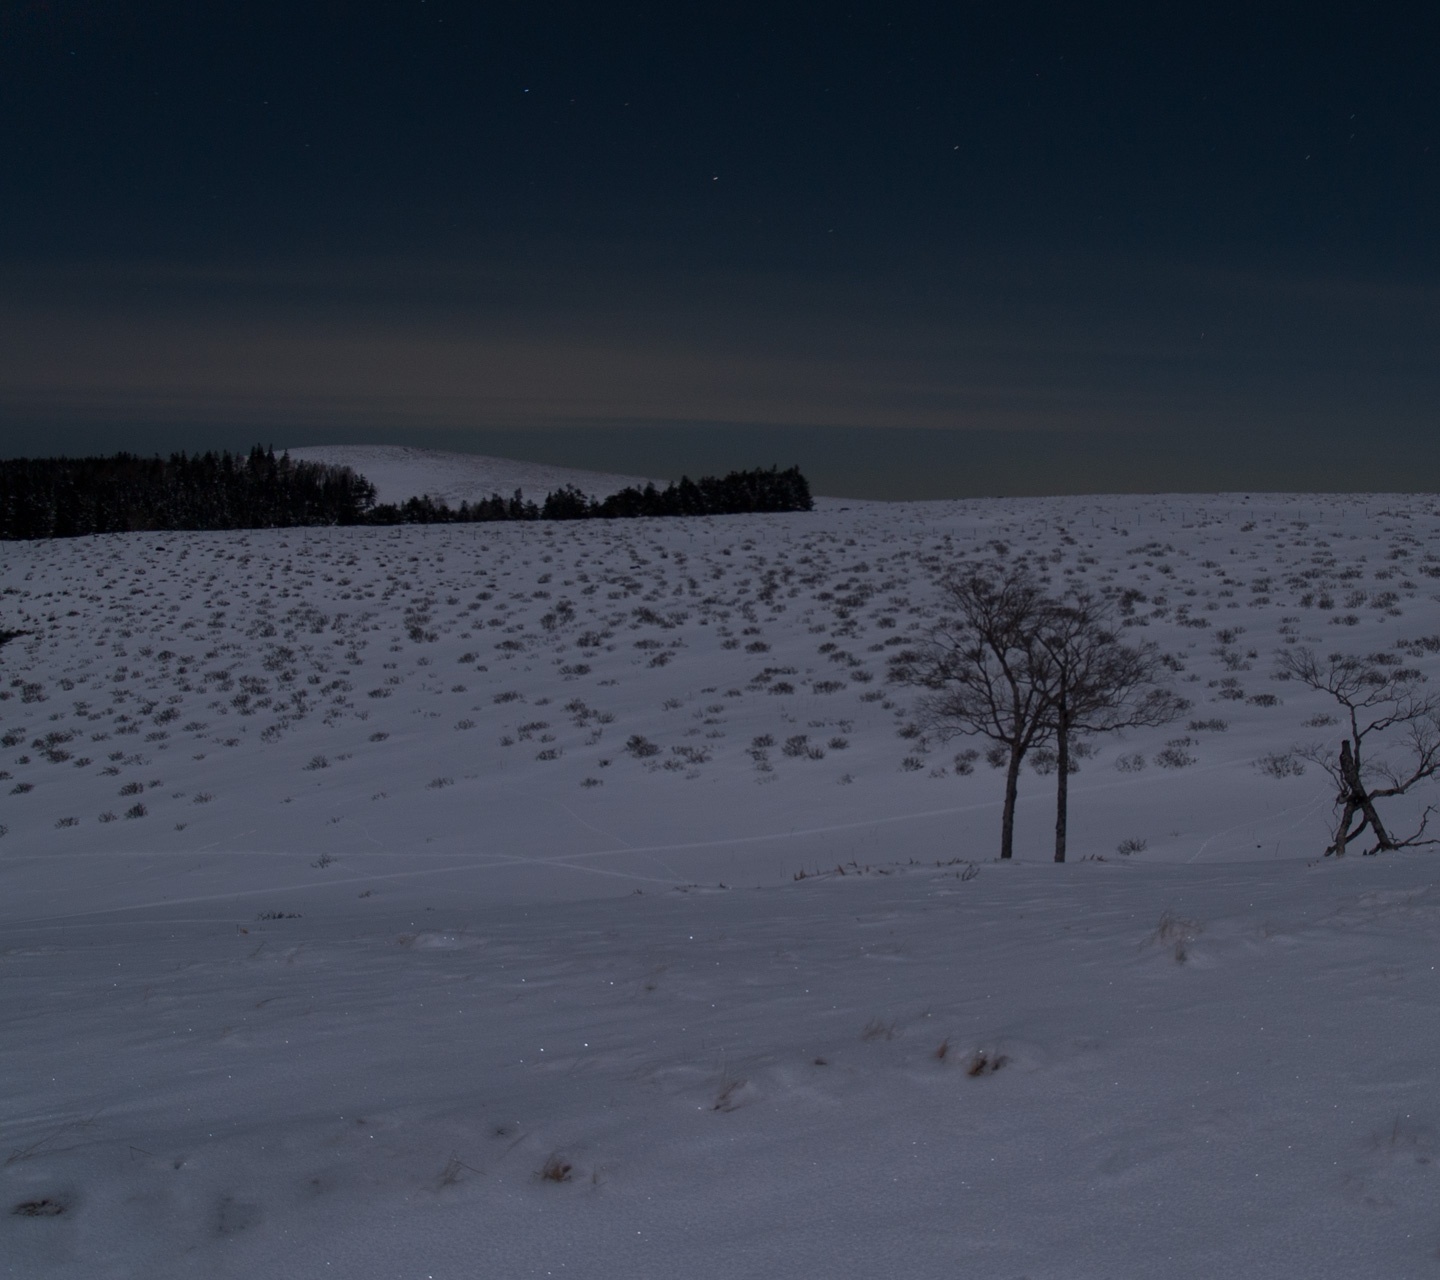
[1332,741,1362,855]
[1358,794,1394,852]
[1000,746,1022,859]
[1335,739,1395,854]
[1054,712,1069,863]
[1329,799,1362,856]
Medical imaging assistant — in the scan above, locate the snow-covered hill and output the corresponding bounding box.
[285,444,668,507]
[4,490,1440,1277]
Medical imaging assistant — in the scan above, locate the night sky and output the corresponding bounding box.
[3,3,1439,497]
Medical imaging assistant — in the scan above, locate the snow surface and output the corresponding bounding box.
[4,484,1440,1277]
[284,445,668,507]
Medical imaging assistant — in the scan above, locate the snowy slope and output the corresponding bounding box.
[4,491,1440,1277]
[285,445,667,507]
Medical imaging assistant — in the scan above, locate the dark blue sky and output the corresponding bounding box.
[3,2,1438,495]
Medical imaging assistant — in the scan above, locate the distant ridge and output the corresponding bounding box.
[0,447,813,539]
[286,445,666,508]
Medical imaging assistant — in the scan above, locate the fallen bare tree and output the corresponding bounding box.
[1278,647,1440,855]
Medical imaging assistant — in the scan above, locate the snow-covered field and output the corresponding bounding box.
[5,474,1440,1277]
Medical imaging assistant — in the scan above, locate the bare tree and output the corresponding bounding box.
[1031,598,1187,863]
[888,564,1052,860]
[1278,647,1440,855]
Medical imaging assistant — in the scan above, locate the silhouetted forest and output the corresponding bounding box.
[0,448,376,540]
[368,467,814,524]
[0,450,813,540]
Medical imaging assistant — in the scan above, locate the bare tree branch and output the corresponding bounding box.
[1275,647,1440,855]
[1030,596,1187,862]
[889,569,1185,863]
[888,562,1052,860]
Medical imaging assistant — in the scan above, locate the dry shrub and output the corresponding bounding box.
[538,1153,573,1183]
[966,1050,1009,1076]
[713,1076,748,1112]
[1150,908,1203,962]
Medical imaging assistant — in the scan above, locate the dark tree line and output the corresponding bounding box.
[0,447,378,539]
[365,466,814,525]
[0,452,813,540]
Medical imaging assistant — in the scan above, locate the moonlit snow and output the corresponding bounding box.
[4,461,1440,1278]
[284,445,666,508]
